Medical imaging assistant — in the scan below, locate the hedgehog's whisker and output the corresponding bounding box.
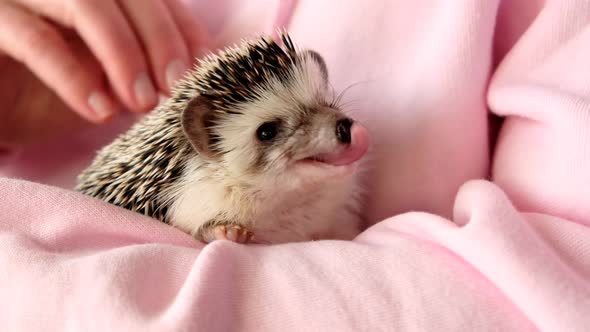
[329,79,375,109]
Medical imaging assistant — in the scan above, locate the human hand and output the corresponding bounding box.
[0,0,210,126]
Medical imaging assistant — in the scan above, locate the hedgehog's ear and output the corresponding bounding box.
[181,96,219,159]
[300,50,329,84]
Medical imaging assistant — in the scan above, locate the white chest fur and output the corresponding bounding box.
[166,159,363,244]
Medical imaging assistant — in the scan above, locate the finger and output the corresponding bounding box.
[68,0,159,111]
[118,0,191,94]
[11,0,158,111]
[0,3,118,123]
[10,0,72,26]
[163,0,212,61]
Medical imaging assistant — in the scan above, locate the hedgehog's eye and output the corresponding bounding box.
[256,121,278,141]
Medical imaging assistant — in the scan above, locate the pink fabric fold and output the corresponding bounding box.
[2,178,589,331]
[1,0,590,330]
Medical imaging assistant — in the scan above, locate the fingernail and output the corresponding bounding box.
[88,91,114,121]
[166,59,188,90]
[134,72,157,109]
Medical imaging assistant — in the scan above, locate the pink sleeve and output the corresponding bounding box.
[489,0,590,226]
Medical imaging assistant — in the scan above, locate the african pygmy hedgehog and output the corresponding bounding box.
[76,33,370,244]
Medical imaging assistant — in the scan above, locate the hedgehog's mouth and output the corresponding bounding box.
[301,147,364,167]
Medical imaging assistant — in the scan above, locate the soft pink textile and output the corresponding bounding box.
[2,0,590,330]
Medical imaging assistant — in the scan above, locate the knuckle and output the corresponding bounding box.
[66,0,86,13]
[65,0,97,27]
[21,25,59,61]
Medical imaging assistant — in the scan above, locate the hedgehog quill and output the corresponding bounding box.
[76,33,370,244]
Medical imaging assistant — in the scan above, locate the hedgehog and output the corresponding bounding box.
[76,33,370,244]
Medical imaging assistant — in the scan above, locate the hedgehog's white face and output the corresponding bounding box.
[181,49,369,190]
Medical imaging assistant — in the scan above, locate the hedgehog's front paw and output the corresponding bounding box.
[202,225,254,244]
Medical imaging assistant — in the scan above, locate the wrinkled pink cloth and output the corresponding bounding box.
[2,0,590,331]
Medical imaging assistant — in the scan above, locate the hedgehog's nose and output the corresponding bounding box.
[336,118,353,144]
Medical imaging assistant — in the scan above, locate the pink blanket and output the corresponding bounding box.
[2,0,590,330]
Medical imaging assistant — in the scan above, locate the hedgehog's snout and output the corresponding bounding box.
[336,118,353,144]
